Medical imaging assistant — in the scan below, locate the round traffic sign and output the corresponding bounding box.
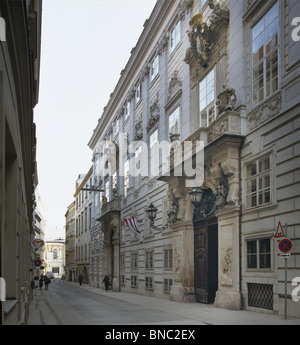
[32,239,45,248]
[278,238,293,253]
[34,259,42,267]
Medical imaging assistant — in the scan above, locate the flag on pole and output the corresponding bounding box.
[124,217,141,234]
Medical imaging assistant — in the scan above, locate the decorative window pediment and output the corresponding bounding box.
[147,97,160,132]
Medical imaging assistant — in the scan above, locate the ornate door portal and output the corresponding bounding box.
[194,218,218,304]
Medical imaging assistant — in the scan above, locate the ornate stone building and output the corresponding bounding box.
[86,0,299,318]
[44,239,65,277]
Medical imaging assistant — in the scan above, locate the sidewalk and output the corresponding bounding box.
[26,279,300,325]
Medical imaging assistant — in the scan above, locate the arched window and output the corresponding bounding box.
[53,248,58,260]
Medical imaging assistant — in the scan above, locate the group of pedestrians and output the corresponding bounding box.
[38,274,51,290]
[78,274,110,291]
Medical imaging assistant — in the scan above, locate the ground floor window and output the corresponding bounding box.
[246,238,271,269]
[145,277,153,290]
[163,278,172,293]
[120,275,125,286]
[248,283,273,310]
[131,275,137,287]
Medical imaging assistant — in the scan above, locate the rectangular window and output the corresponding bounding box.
[246,155,271,209]
[169,106,180,136]
[125,101,131,120]
[247,238,271,269]
[145,277,153,290]
[131,253,138,270]
[170,20,180,52]
[145,251,153,269]
[120,254,125,270]
[150,55,159,81]
[163,278,173,293]
[131,275,137,287]
[136,82,142,103]
[150,129,159,177]
[124,159,129,197]
[120,275,125,285]
[199,68,215,127]
[164,249,173,269]
[113,118,119,137]
[105,180,110,202]
[252,2,279,106]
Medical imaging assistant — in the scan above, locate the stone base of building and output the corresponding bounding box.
[170,282,196,303]
[214,290,241,310]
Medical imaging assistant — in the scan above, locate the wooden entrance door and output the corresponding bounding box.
[194,218,218,304]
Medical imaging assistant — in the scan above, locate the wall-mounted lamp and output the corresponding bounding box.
[146,200,179,232]
[190,182,228,219]
[189,187,205,206]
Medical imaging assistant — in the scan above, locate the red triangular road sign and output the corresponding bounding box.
[274,221,285,238]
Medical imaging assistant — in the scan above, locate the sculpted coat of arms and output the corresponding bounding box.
[184,12,212,68]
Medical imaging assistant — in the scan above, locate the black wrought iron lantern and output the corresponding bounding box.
[146,203,158,223]
[189,187,204,206]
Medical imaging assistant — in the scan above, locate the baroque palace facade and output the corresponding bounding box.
[67,0,300,318]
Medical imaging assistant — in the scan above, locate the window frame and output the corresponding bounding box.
[170,20,181,52]
[245,154,272,210]
[125,101,131,121]
[131,275,137,287]
[246,237,272,270]
[131,252,138,270]
[163,278,173,293]
[145,251,153,269]
[168,106,181,137]
[145,276,153,290]
[199,67,216,128]
[164,248,173,270]
[150,55,159,82]
[251,1,280,108]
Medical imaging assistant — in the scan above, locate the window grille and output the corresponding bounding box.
[248,283,273,310]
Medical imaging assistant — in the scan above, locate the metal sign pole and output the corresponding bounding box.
[285,257,287,319]
[284,223,288,320]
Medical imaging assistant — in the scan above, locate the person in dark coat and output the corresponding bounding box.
[78,274,83,286]
[44,276,51,290]
[102,275,110,291]
[39,275,44,290]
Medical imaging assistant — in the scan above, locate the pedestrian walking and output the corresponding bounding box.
[78,274,83,286]
[44,275,51,290]
[39,275,44,290]
[102,275,110,291]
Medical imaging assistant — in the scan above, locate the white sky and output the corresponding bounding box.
[34,0,157,239]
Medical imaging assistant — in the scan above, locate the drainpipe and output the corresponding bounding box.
[239,141,244,310]
[118,213,121,292]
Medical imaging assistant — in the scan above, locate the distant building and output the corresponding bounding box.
[74,169,93,284]
[44,239,65,277]
[65,201,76,281]
[32,188,47,279]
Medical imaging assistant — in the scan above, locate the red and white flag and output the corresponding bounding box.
[124,217,141,234]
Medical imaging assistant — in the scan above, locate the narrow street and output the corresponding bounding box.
[27,279,300,326]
